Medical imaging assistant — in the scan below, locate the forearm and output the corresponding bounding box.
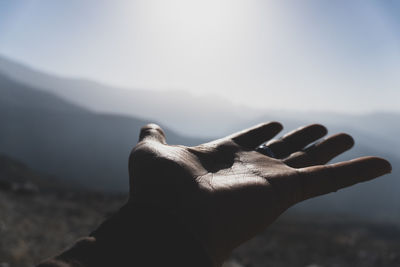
[36,237,96,267]
[37,201,214,267]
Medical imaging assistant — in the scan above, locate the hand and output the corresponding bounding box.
[129,122,391,266]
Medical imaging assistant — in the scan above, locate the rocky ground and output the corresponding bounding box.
[1,190,400,267]
[228,215,400,267]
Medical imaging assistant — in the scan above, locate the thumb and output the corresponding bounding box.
[138,123,167,144]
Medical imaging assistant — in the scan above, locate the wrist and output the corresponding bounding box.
[98,200,215,266]
[56,200,215,267]
[36,237,96,267]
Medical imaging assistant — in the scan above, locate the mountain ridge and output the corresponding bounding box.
[1,55,399,139]
[0,55,399,219]
[0,60,205,191]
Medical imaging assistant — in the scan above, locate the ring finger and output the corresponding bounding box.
[283,133,354,168]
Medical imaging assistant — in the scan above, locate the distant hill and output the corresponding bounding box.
[0,68,203,191]
[0,55,258,137]
[0,154,73,193]
[0,72,86,114]
[0,55,399,141]
[0,55,399,219]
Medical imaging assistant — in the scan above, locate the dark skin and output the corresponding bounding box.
[39,122,392,267]
[130,122,391,265]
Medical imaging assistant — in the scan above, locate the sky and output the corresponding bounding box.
[0,0,399,113]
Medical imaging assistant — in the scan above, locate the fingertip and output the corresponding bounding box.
[385,159,393,173]
[267,121,284,132]
[313,123,328,136]
[349,156,392,176]
[283,123,327,140]
[336,133,355,149]
[139,123,166,143]
[344,133,355,148]
[262,121,284,140]
[141,123,165,135]
[366,156,392,174]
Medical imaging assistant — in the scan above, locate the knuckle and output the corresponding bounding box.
[129,143,156,167]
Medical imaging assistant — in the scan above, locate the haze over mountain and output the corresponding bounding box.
[0,67,203,191]
[0,55,261,137]
[1,55,399,142]
[0,55,399,220]
[0,154,73,193]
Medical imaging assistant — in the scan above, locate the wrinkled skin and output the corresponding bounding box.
[129,122,391,266]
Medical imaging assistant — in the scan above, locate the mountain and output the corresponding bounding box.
[0,154,74,193]
[1,55,399,142]
[0,70,203,192]
[0,55,259,137]
[0,71,86,114]
[0,55,399,219]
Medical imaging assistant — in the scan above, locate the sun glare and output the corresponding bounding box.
[118,0,265,101]
[131,0,255,47]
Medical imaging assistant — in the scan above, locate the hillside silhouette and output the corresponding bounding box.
[0,55,398,219]
[0,68,202,191]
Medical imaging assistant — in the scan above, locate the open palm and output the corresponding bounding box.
[128,122,391,266]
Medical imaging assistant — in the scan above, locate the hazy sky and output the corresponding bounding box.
[0,0,399,113]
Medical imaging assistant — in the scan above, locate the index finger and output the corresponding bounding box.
[229,122,283,149]
[295,156,392,202]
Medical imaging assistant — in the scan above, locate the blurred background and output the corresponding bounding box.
[0,1,399,266]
